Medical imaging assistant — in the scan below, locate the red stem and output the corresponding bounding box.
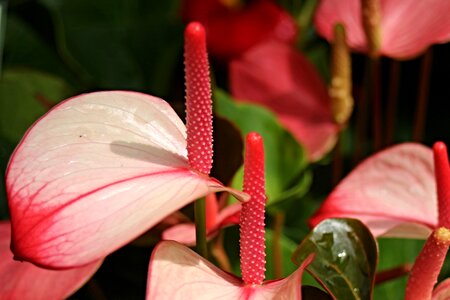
[412,49,432,142]
[370,58,383,151]
[385,60,401,146]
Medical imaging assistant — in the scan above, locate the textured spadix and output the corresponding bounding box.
[240,132,266,285]
[310,143,436,238]
[315,0,450,59]
[146,240,314,299]
[0,221,102,299]
[434,142,450,229]
[405,227,450,300]
[6,91,247,268]
[185,22,213,175]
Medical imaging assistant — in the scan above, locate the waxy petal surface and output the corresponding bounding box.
[310,143,436,238]
[162,203,241,246]
[146,240,313,299]
[230,42,338,161]
[6,91,247,268]
[0,221,101,300]
[315,0,450,59]
[433,278,450,300]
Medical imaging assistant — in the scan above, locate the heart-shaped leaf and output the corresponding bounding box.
[292,218,378,300]
[0,69,71,142]
[214,89,308,206]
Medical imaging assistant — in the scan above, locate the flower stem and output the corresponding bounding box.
[375,263,412,285]
[385,59,401,145]
[195,197,208,258]
[184,22,214,258]
[369,57,383,151]
[353,59,370,164]
[412,48,433,142]
[211,231,232,273]
[273,212,285,279]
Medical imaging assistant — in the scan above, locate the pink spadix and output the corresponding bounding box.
[406,142,450,299]
[184,22,213,175]
[240,132,266,285]
[434,142,450,229]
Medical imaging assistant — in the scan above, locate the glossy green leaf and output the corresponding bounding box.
[292,218,378,300]
[0,69,72,142]
[214,89,308,205]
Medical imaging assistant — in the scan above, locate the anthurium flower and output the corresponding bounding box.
[230,41,339,161]
[0,220,101,299]
[310,143,436,238]
[162,193,241,246]
[6,22,247,269]
[404,142,450,299]
[314,0,450,59]
[147,133,315,299]
[182,0,298,60]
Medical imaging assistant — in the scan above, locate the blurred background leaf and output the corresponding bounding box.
[37,0,183,94]
[373,238,425,299]
[0,69,72,141]
[214,89,309,207]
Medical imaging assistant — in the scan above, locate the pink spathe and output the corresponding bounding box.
[310,143,436,238]
[315,0,450,59]
[230,41,339,161]
[0,221,101,299]
[6,91,247,269]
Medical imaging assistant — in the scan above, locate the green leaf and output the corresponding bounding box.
[0,69,72,142]
[373,238,424,300]
[214,89,308,206]
[264,228,299,280]
[39,0,183,93]
[3,15,73,82]
[292,218,378,300]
